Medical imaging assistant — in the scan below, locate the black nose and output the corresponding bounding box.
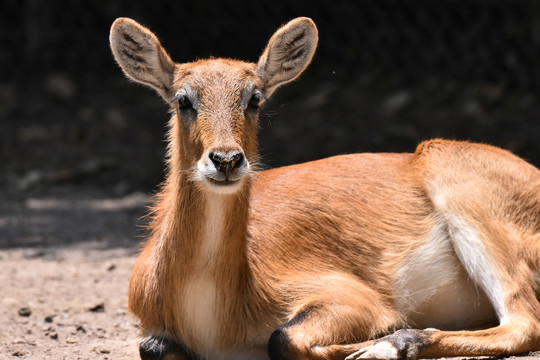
[209,151,245,177]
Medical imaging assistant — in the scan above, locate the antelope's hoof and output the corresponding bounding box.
[346,341,401,360]
[139,336,190,360]
[345,329,428,360]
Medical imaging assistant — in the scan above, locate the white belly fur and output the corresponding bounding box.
[394,219,497,330]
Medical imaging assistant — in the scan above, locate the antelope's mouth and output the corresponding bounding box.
[205,177,241,186]
[202,174,246,194]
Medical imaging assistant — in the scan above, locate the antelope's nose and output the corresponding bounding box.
[208,151,245,177]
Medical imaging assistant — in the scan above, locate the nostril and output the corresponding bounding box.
[209,152,224,168]
[230,152,245,170]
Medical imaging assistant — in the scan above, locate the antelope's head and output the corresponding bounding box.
[110,17,317,194]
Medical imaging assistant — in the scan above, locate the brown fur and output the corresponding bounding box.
[110,17,540,360]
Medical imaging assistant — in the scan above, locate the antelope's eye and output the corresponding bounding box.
[177,95,193,111]
[248,91,265,110]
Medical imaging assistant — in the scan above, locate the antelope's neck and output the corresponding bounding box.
[170,176,253,353]
[200,193,230,266]
[196,179,251,264]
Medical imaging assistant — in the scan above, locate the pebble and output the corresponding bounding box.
[89,303,105,313]
[76,324,86,333]
[18,307,32,317]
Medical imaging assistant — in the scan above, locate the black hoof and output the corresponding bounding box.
[139,336,191,360]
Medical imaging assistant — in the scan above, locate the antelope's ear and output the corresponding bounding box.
[256,17,318,97]
[110,18,175,99]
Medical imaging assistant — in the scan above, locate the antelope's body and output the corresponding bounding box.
[110,17,540,360]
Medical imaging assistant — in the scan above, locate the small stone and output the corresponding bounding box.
[66,337,77,344]
[11,350,25,357]
[50,333,58,340]
[44,315,55,323]
[89,303,105,313]
[76,325,86,333]
[18,307,31,317]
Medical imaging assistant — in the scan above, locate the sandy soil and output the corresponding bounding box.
[1,248,138,360]
[0,190,146,360]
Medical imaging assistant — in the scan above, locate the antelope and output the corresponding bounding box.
[110,17,540,360]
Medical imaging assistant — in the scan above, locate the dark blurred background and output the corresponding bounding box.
[1,0,540,247]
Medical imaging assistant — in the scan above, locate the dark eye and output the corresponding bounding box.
[177,95,193,111]
[248,91,264,110]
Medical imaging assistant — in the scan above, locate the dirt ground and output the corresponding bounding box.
[0,189,147,360]
[1,248,138,360]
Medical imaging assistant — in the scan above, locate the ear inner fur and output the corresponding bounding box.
[110,17,175,99]
[257,17,318,97]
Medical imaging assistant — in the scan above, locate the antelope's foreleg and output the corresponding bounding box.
[267,278,403,360]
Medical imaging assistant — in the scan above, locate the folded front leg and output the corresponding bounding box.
[267,276,402,360]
